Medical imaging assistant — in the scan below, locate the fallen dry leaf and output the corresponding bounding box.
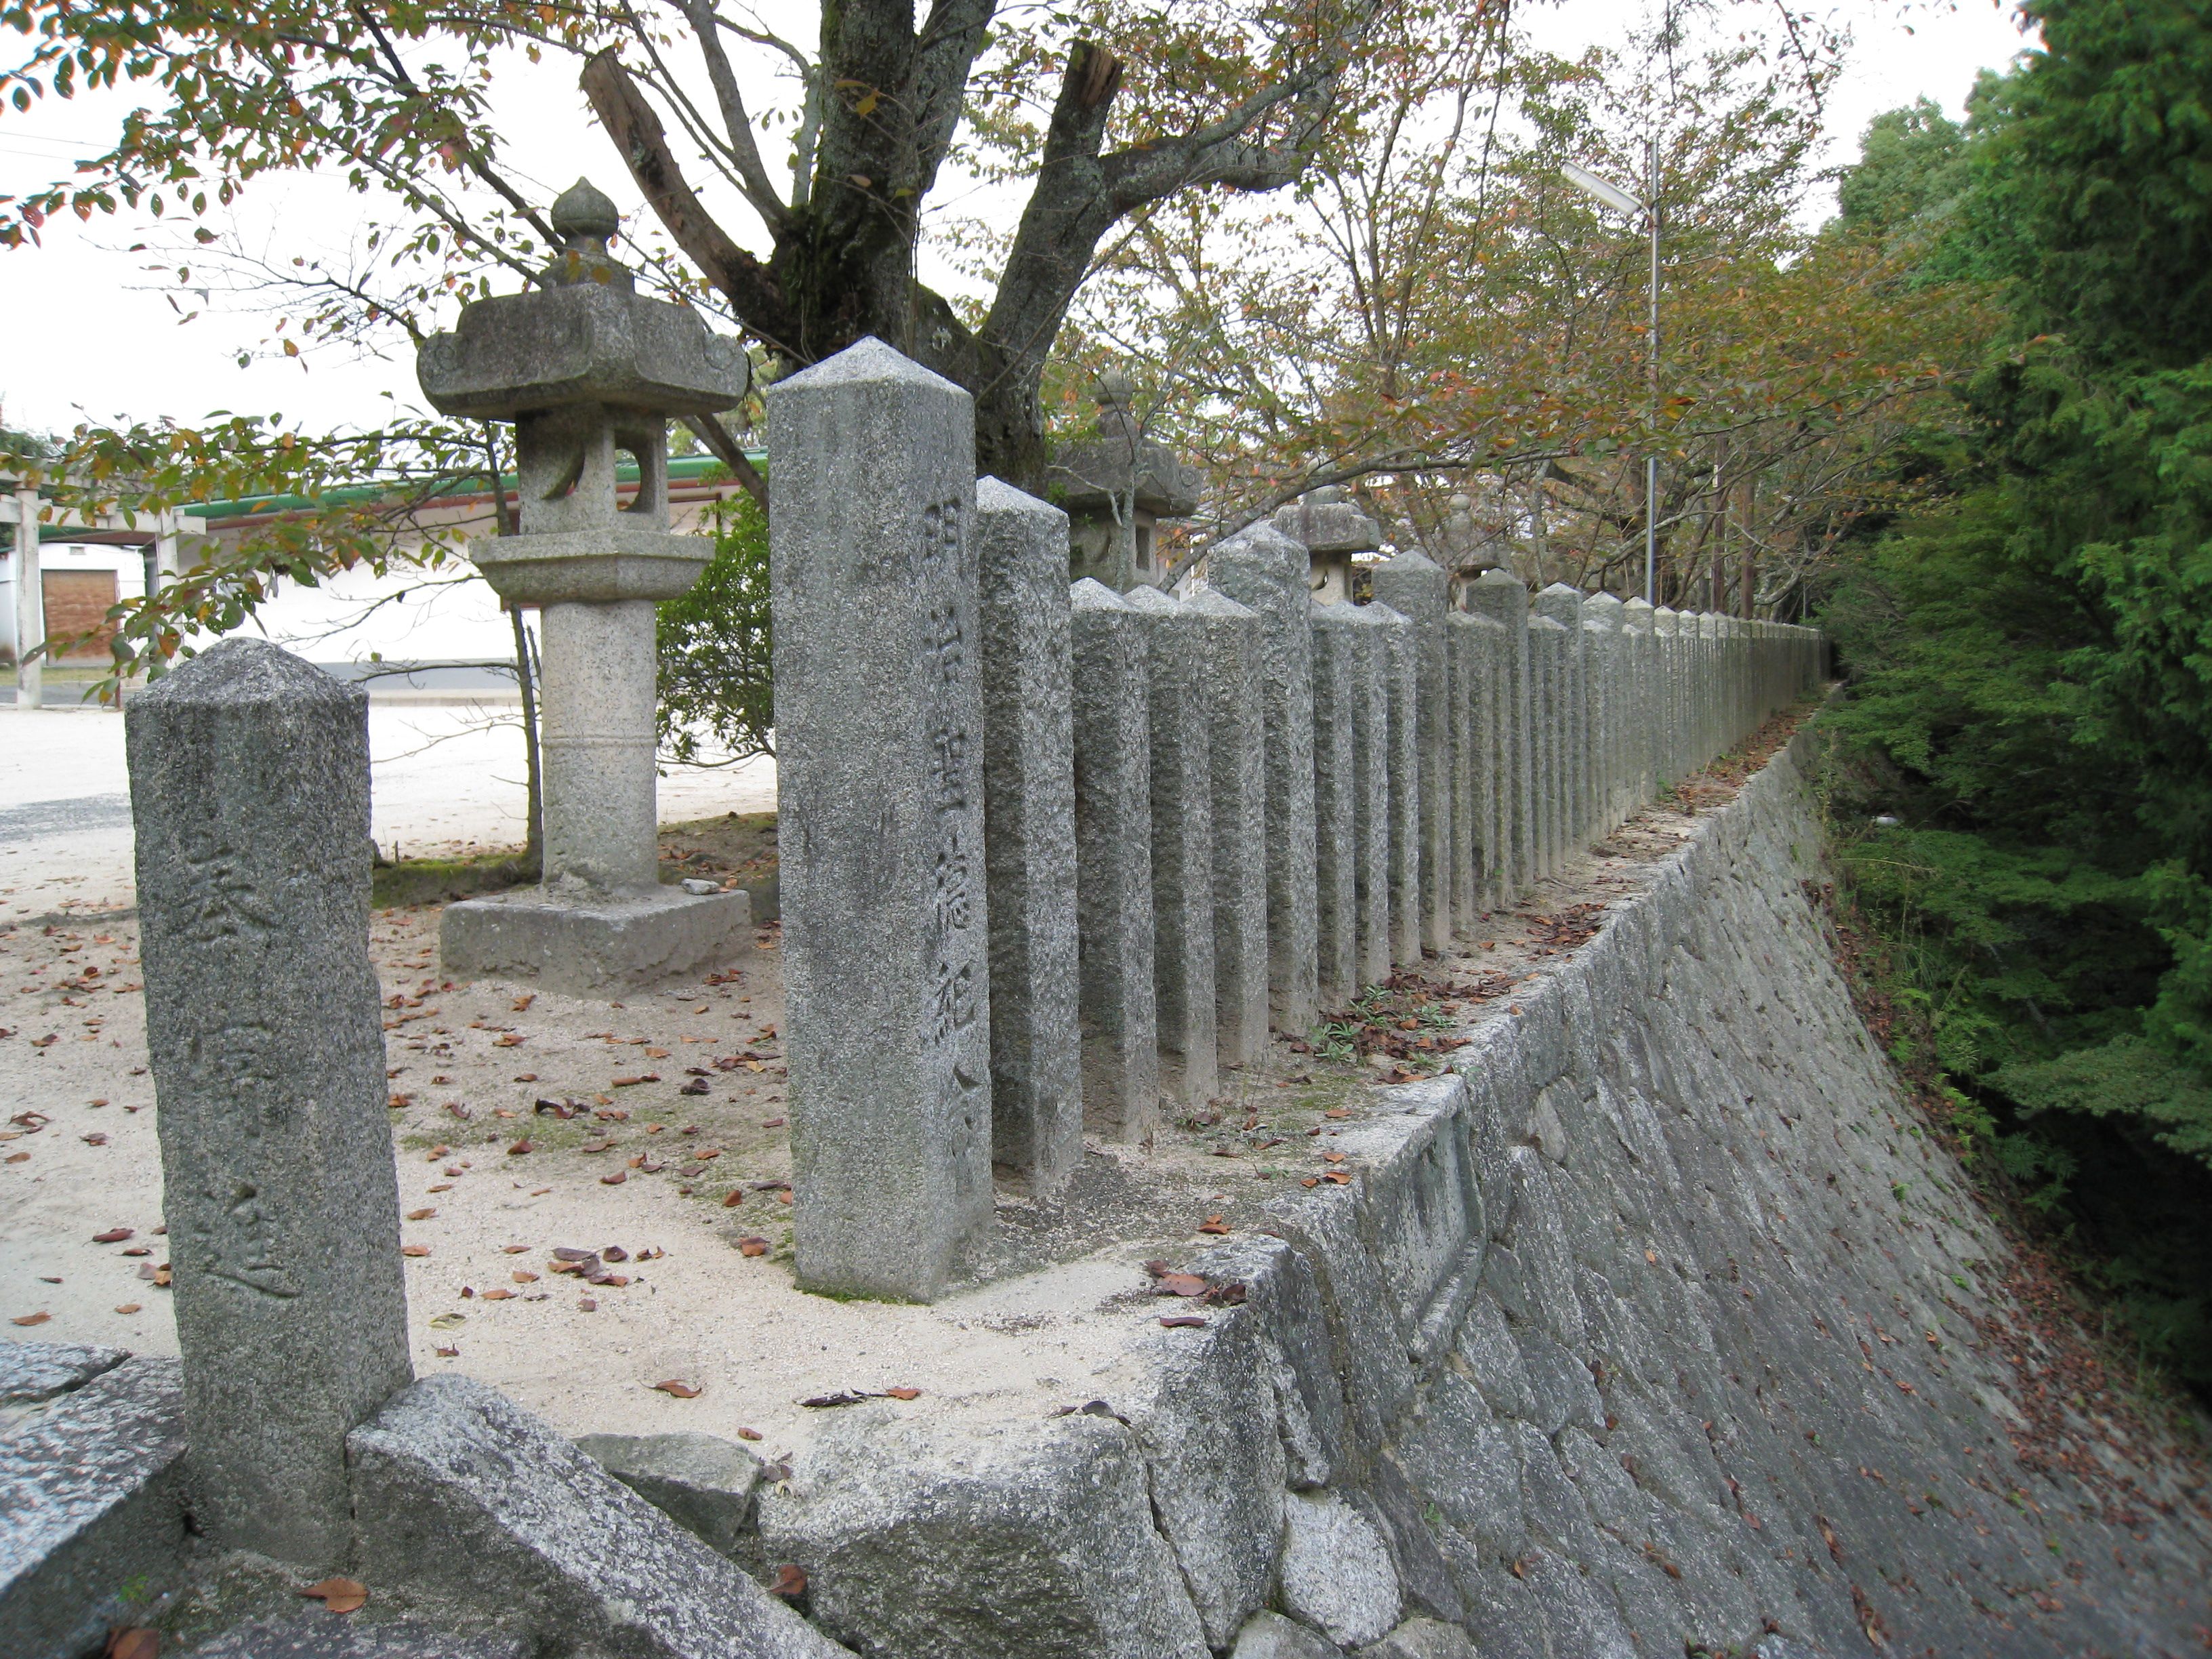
[600,1170,628,1186]
[114,1303,141,1315]
[769,1563,807,1599]
[479,1288,514,1301]
[511,1270,538,1284]
[1153,1273,1210,1298]
[800,1391,867,1409]
[501,1244,531,1254]
[738,1237,770,1256]
[406,1208,436,1221]
[12,1312,50,1326]
[106,1629,159,1659]
[507,1138,532,1156]
[91,1227,133,1243]
[1160,1315,1208,1329]
[722,1189,744,1208]
[299,1576,368,1614]
[1196,1215,1231,1235]
[653,1379,701,1398]
[736,1426,763,1441]
[884,1386,922,1400]
[512,994,535,1012]
[401,1245,430,1258]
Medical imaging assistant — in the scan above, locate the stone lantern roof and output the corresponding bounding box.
[417,179,750,423]
[1272,485,1381,554]
[1044,372,1201,519]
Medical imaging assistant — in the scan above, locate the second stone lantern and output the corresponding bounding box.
[419,180,753,994]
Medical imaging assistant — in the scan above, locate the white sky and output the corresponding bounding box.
[0,0,2036,441]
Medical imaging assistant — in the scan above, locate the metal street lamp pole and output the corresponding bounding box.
[1561,152,1661,604]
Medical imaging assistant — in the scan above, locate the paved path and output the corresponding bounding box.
[0,706,777,914]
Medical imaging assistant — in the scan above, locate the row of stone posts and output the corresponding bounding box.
[771,340,1824,1301]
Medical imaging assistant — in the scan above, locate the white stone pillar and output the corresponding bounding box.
[14,484,42,710]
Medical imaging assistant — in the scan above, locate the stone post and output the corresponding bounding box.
[421,180,750,993]
[975,478,1083,1193]
[1373,602,1423,965]
[1446,610,1480,937]
[1466,612,1508,908]
[1208,523,1319,1033]
[126,638,413,1565]
[1652,607,1681,787]
[1534,583,1584,851]
[1464,570,1531,903]
[1700,613,1723,764]
[1124,586,1219,1107]
[1184,589,1271,1072]
[1309,600,1364,1010]
[1581,594,1624,826]
[1528,617,1565,878]
[1369,550,1452,954]
[1340,602,1393,987]
[1582,613,1612,838]
[1069,579,1160,1141]
[771,337,993,1302]
[1621,598,1655,808]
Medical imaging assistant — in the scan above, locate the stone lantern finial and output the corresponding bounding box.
[546,178,630,289]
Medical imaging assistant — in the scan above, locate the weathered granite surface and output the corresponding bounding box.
[184,1618,528,1657]
[125,638,412,1565]
[0,1355,188,1659]
[975,477,1083,1190]
[349,1375,851,1658]
[0,1340,124,1408]
[1125,586,1221,1107]
[1208,523,1319,1032]
[771,337,993,1300]
[1185,588,1271,1073]
[1069,578,1160,1141]
[577,1429,765,1562]
[758,1406,1209,1658]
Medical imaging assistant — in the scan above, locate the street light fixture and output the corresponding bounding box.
[1562,147,1660,605]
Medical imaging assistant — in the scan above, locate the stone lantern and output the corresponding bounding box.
[417,179,753,994]
[1046,371,1200,591]
[1273,485,1380,604]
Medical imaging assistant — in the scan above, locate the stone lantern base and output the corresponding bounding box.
[441,884,750,997]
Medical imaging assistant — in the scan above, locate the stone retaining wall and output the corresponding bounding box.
[754,724,2212,1658]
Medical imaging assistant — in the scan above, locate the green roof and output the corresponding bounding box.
[188,449,764,523]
